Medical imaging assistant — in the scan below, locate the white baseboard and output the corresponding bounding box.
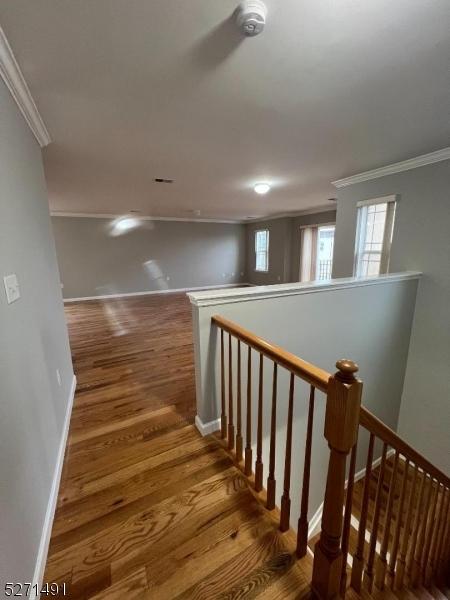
[31,374,77,599]
[308,502,324,540]
[307,448,395,541]
[64,283,251,303]
[195,415,221,437]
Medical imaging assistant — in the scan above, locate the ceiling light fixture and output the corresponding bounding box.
[254,183,271,195]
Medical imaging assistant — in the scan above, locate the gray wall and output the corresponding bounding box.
[332,160,450,473]
[246,210,337,285]
[246,218,292,285]
[0,81,74,586]
[191,276,418,531]
[52,217,247,299]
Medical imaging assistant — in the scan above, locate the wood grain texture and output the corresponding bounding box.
[43,294,313,599]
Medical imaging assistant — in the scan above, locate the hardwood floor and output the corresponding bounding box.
[44,293,313,599]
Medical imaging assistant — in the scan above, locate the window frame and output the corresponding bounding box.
[354,195,397,278]
[299,222,336,282]
[315,224,336,282]
[254,229,269,272]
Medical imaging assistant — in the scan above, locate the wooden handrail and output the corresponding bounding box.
[212,315,330,393]
[360,406,450,488]
[211,313,449,597]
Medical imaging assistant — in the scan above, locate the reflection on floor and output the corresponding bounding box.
[44,293,313,599]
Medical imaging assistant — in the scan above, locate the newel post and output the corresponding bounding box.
[312,359,362,599]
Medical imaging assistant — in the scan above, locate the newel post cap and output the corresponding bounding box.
[335,359,359,382]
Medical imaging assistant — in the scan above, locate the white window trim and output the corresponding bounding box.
[255,229,269,272]
[356,194,397,208]
[299,221,336,229]
[353,198,397,277]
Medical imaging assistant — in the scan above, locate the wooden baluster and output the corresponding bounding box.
[235,340,243,463]
[421,479,439,584]
[280,373,295,531]
[312,360,362,600]
[435,490,450,582]
[244,346,252,476]
[424,483,444,586]
[220,329,227,438]
[395,464,418,589]
[406,469,427,580]
[363,442,388,592]
[433,488,450,584]
[340,441,358,595]
[411,474,433,587]
[388,459,409,586]
[254,353,264,492]
[439,518,450,581]
[376,450,400,589]
[351,433,375,592]
[266,362,278,510]
[297,385,315,558]
[228,333,235,450]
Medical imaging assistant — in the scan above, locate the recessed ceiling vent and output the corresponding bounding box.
[154,178,173,183]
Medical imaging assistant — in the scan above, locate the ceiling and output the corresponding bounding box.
[0,0,449,221]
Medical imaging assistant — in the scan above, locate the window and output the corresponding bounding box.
[300,224,335,282]
[354,196,396,278]
[255,229,269,272]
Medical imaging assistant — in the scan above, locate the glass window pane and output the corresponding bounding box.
[255,230,269,271]
[356,200,394,277]
[316,225,335,281]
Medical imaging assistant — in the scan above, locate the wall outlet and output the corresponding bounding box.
[166,276,170,281]
[56,369,62,387]
[231,272,235,277]
[277,276,281,281]
[3,274,20,304]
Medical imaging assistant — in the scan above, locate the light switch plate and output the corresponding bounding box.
[3,273,20,304]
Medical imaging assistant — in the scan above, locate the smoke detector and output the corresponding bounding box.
[236,1,267,37]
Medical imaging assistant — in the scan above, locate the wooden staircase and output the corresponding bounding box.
[211,315,450,600]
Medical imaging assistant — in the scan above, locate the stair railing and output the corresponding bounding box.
[348,407,450,595]
[212,315,361,597]
[211,315,449,599]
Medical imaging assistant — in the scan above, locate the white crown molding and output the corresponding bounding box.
[244,204,337,223]
[0,25,51,147]
[50,206,337,224]
[332,148,450,189]
[50,211,243,224]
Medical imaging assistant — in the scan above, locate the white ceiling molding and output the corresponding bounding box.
[244,204,336,223]
[50,205,337,224]
[0,25,51,147]
[50,211,243,224]
[332,147,450,188]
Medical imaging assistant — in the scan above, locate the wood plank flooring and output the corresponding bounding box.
[44,293,313,599]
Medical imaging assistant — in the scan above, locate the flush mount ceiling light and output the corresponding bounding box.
[254,183,271,195]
